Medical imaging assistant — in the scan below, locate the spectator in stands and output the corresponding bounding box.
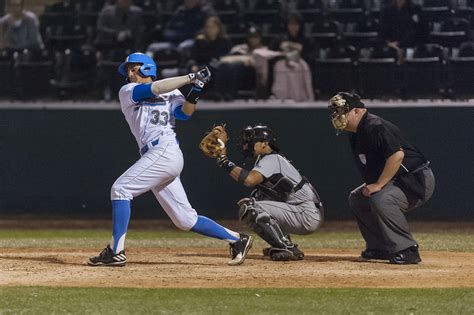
[189,16,231,70]
[94,0,144,52]
[270,14,315,101]
[0,0,43,52]
[213,26,259,100]
[188,16,231,99]
[270,13,315,64]
[162,0,216,46]
[380,0,428,51]
[218,26,282,99]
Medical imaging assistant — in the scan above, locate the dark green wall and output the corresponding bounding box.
[1,107,472,220]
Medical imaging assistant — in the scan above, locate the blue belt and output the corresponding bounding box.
[140,139,159,156]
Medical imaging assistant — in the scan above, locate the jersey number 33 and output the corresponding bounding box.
[150,110,169,126]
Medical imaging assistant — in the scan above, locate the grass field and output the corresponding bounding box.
[1,287,473,314]
[1,228,474,251]
[0,224,473,314]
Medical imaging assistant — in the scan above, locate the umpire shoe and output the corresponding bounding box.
[88,245,127,267]
[228,233,253,266]
[389,245,422,265]
[360,249,390,260]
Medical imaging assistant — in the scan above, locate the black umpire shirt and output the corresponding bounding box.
[349,112,426,184]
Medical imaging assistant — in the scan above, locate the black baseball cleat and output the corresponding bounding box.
[262,247,272,257]
[270,246,305,261]
[360,249,390,260]
[88,245,127,267]
[228,233,253,266]
[389,245,422,264]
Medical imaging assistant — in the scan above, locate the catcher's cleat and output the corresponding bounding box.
[270,246,305,261]
[389,245,421,265]
[88,245,127,267]
[262,247,272,257]
[360,249,390,260]
[228,233,253,266]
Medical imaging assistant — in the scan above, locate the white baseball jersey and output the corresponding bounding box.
[111,82,199,235]
[118,83,185,148]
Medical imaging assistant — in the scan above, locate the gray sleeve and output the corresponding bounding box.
[252,155,279,179]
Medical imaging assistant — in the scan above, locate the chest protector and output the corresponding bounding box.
[253,173,305,202]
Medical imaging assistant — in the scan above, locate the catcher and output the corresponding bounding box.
[200,124,324,261]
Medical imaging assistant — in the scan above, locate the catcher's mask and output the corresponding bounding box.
[240,124,280,157]
[328,92,365,135]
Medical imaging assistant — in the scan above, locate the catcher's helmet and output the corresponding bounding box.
[240,124,280,157]
[118,52,157,80]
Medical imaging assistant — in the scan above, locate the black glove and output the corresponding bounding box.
[188,66,211,84]
[185,83,204,104]
[217,154,236,173]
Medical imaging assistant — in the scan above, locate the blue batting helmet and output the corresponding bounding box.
[118,52,157,80]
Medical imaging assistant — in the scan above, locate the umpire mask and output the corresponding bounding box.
[328,92,364,135]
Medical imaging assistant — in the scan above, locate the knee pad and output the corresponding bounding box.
[238,198,259,224]
[238,199,274,227]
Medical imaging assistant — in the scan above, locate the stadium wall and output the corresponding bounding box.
[1,104,472,220]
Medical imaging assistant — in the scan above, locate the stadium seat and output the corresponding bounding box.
[44,24,87,52]
[343,15,380,49]
[306,18,341,48]
[147,43,181,78]
[446,41,474,97]
[368,0,383,18]
[236,65,258,99]
[0,50,13,97]
[39,1,76,37]
[313,44,357,97]
[134,0,158,11]
[288,0,323,22]
[328,0,366,23]
[357,45,400,98]
[97,49,131,101]
[429,18,471,47]
[422,0,453,22]
[243,0,282,25]
[40,12,76,42]
[401,44,444,98]
[76,0,106,12]
[14,49,54,99]
[453,0,473,23]
[329,7,365,23]
[212,0,241,26]
[50,48,97,99]
[227,22,250,45]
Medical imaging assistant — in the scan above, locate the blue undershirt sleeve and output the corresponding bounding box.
[132,83,154,102]
[173,105,192,120]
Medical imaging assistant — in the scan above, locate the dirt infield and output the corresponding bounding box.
[1,247,473,288]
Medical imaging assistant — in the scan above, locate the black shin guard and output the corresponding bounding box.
[239,200,293,249]
[253,216,293,249]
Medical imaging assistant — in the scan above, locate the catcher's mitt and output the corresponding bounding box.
[199,124,228,158]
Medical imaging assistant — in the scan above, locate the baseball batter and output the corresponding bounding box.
[202,124,324,261]
[88,52,253,267]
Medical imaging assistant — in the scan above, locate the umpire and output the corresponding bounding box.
[217,124,324,261]
[328,92,435,264]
